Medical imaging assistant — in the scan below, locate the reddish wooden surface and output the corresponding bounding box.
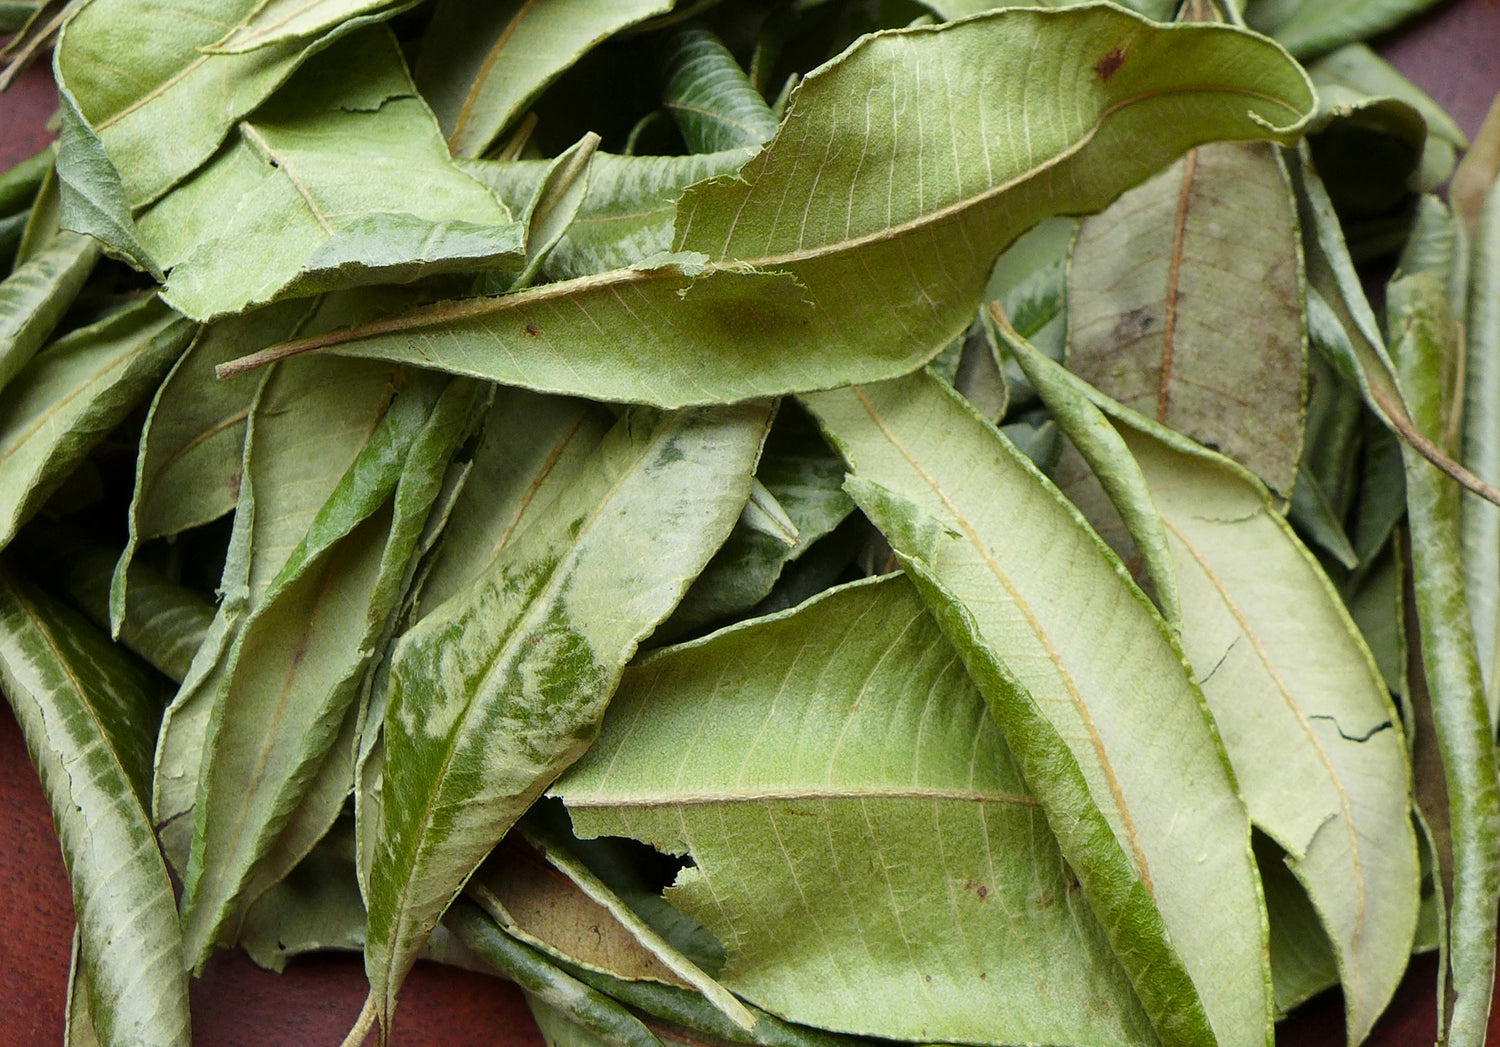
[2,4,1499,1045]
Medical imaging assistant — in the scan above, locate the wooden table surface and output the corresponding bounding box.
[3,3,1499,1044]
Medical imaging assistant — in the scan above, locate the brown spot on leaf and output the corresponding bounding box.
[1036,892,1055,909]
[524,322,540,337]
[963,880,990,900]
[1094,47,1127,81]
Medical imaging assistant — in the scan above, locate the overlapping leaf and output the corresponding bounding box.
[556,575,1163,1046]
[1068,141,1305,497]
[415,0,677,159]
[801,372,1269,1047]
[365,401,770,1036]
[239,8,1314,408]
[134,29,524,321]
[0,296,195,548]
[53,0,401,207]
[0,569,189,1047]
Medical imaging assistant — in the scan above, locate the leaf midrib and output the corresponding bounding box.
[378,409,706,1013]
[565,785,1039,808]
[236,79,1305,369]
[1160,512,1367,992]
[848,383,1157,896]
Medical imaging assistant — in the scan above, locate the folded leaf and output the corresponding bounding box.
[555,574,1164,1046]
[180,371,480,966]
[415,0,677,159]
[205,0,415,54]
[136,29,524,321]
[366,402,770,1037]
[1389,271,1500,1047]
[801,371,1270,1047]
[662,28,779,154]
[0,296,195,549]
[0,567,189,1047]
[241,7,1314,408]
[53,0,399,207]
[463,148,756,281]
[0,230,100,396]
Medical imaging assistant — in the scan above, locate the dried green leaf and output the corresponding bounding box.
[802,372,1269,1047]
[236,9,1314,408]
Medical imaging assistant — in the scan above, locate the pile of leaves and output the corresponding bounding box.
[0,0,1497,1044]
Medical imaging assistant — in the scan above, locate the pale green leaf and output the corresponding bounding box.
[463,148,755,281]
[801,371,1269,1047]
[1001,325,1182,628]
[1067,141,1305,497]
[508,133,602,293]
[665,405,852,637]
[1014,335,1420,1040]
[415,0,677,159]
[555,575,1161,1046]
[1244,0,1448,58]
[1389,270,1500,1047]
[1116,427,1416,1044]
[150,354,401,875]
[1461,163,1500,716]
[109,301,308,632]
[180,371,481,967]
[0,296,195,548]
[136,29,524,322]
[205,0,415,54]
[0,568,189,1047]
[64,930,102,1047]
[0,230,100,396]
[662,27,779,153]
[53,0,398,207]
[1257,835,1340,1018]
[240,8,1314,408]
[407,387,613,624]
[365,402,770,1034]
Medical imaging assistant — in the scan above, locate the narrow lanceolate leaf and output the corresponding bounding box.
[135,29,523,322]
[204,0,415,54]
[1244,0,1448,58]
[0,231,100,395]
[12,521,213,683]
[445,901,666,1047]
[1390,272,1500,1047]
[555,576,1164,1046]
[1001,322,1182,628]
[151,355,402,873]
[110,300,311,633]
[503,824,754,1031]
[415,0,677,159]
[801,372,1269,1047]
[53,0,399,208]
[464,149,756,281]
[0,569,189,1047]
[367,403,770,1037]
[179,373,483,968]
[238,8,1314,408]
[508,134,602,293]
[662,28,780,154]
[1068,141,1305,497]
[666,406,853,637]
[407,387,614,624]
[1462,167,1500,713]
[1017,320,1420,1042]
[0,296,196,549]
